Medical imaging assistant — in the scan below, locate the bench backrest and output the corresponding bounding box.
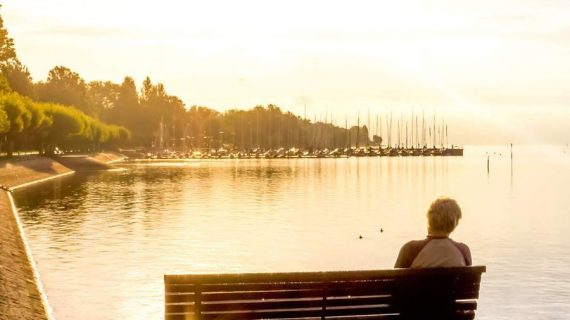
[165,266,485,320]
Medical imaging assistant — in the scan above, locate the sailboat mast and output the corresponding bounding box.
[397,120,401,149]
[345,116,348,150]
[446,124,448,148]
[379,113,383,148]
[410,107,414,149]
[433,112,436,149]
[376,114,379,146]
[330,112,336,148]
[386,114,390,148]
[415,116,419,148]
[356,113,360,149]
[406,121,408,149]
[422,110,425,148]
[367,109,371,147]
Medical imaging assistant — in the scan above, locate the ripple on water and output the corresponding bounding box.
[13,146,570,320]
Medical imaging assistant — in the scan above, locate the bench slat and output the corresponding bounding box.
[165,279,479,292]
[166,279,395,293]
[165,299,477,314]
[165,283,480,301]
[165,267,486,285]
[165,294,195,304]
[167,295,397,313]
[198,305,398,320]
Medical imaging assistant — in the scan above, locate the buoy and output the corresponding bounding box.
[359,235,363,239]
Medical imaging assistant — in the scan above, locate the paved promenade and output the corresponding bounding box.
[0,191,50,320]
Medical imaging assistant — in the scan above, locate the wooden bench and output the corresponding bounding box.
[165,266,486,320]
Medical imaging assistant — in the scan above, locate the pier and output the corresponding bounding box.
[139,146,464,160]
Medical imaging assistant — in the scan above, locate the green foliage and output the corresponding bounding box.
[0,91,130,156]
[0,72,11,93]
[0,7,368,154]
[87,80,120,116]
[0,9,17,65]
[0,6,33,98]
[0,8,130,156]
[36,66,91,115]
[2,61,33,97]
[0,92,29,134]
[0,106,8,133]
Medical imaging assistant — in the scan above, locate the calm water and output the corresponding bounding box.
[14,146,570,320]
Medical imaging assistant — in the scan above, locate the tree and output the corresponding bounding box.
[2,62,34,97]
[0,7,16,65]
[0,6,34,97]
[0,72,10,93]
[117,77,138,110]
[102,77,137,123]
[87,80,120,118]
[0,105,8,134]
[0,93,31,156]
[0,8,130,156]
[36,66,91,115]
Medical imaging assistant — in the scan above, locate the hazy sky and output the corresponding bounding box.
[3,0,569,144]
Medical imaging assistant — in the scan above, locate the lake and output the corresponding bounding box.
[14,146,570,320]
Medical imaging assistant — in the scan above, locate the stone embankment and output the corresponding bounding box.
[0,152,125,320]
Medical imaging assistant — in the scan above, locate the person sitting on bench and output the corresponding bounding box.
[395,197,471,268]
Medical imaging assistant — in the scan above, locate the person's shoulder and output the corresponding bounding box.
[450,239,472,265]
[395,238,431,268]
[398,239,431,257]
[450,239,470,251]
[402,238,431,250]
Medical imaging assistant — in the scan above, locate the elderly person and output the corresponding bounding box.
[395,197,471,268]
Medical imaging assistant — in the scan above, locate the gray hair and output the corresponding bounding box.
[427,197,462,234]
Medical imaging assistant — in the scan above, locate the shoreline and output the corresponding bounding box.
[0,152,124,320]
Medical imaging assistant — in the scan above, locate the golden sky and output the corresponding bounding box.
[3,0,569,144]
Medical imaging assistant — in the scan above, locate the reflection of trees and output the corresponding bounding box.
[14,173,92,240]
[12,163,335,247]
[137,167,203,215]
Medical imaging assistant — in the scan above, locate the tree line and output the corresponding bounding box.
[3,61,375,151]
[0,7,374,156]
[0,88,130,156]
[0,7,131,157]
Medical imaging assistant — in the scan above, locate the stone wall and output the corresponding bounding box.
[0,156,73,190]
[0,191,50,320]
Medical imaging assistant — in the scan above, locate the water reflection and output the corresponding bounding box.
[13,146,570,320]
